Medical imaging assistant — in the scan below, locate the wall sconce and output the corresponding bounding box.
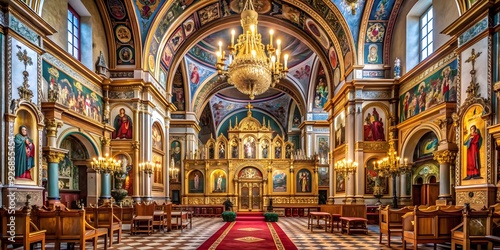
[139,161,159,176]
[289,164,294,173]
[345,0,358,15]
[170,157,179,180]
[267,162,272,173]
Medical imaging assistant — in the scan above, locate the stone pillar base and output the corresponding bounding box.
[327,196,335,205]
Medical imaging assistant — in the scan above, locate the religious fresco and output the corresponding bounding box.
[365,158,388,195]
[272,169,287,192]
[152,123,163,151]
[111,107,133,139]
[313,64,328,110]
[336,174,345,193]
[185,56,215,100]
[253,94,291,126]
[199,105,214,144]
[334,111,346,147]
[58,154,78,190]
[415,132,438,159]
[104,0,136,66]
[461,105,486,185]
[365,43,382,64]
[134,0,165,44]
[290,55,313,93]
[152,152,163,186]
[159,68,167,89]
[171,67,185,111]
[363,107,386,141]
[42,61,104,122]
[290,105,301,129]
[212,169,227,192]
[369,0,396,20]
[399,59,458,122]
[296,169,312,193]
[317,135,329,164]
[318,167,329,187]
[332,0,366,48]
[170,140,182,168]
[189,170,204,193]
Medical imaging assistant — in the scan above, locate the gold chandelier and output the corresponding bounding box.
[91,153,121,173]
[215,0,289,99]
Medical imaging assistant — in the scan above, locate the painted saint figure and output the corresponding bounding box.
[194,173,200,190]
[15,126,35,179]
[463,125,482,180]
[112,108,133,139]
[216,174,223,191]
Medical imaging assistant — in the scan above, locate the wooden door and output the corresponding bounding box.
[239,182,261,211]
[412,184,422,205]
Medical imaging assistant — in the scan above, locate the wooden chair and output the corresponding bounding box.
[93,204,122,246]
[120,206,134,231]
[379,205,413,246]
[451,204,491,250]
[1,206,46,250]
[131,202,155,235]
[31,206,59,248]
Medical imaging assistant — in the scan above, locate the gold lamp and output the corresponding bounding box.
[334,159,358,204]
[215,0,289,100]
[91,153,121,173]
[374,138,412,208]
[169,157,179,180]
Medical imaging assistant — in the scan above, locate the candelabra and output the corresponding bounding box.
[91,153,121,173]
[374,140,412,208]
[139,161,159,176]
[215,0,289,100]
[334,159,358,203]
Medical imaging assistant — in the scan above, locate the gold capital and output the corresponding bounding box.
[433,150,456,164]
[44,118,63,137]
[101,136,111,146]
[45,151,66,163]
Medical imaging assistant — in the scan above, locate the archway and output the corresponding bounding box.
[237,167,264,211]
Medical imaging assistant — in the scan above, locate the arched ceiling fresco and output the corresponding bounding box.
[98,0,403,141]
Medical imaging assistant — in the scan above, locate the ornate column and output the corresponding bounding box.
[43,148,67,207]
[100,136,112,204]
[433,150,456,201]
[346,104,356,203]
[43,118,67,208]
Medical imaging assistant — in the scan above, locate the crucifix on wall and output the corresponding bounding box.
[464,48,482,99]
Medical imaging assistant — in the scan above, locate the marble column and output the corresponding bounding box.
[433,150,455,201]
[100,172,112,200]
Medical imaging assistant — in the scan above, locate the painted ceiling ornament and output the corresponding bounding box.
[136,0,160,19]
[366,23,385,43]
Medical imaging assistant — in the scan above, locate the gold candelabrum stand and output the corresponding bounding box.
[139,161,159,176]
[374,140,412,208]
[334,159,358,203]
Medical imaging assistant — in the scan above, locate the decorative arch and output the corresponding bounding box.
[412,163,440,184]
[400,123,442,163]
[57,129,100,158]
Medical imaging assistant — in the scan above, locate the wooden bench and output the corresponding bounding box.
[307,212,332,232]
[1,206,46,250]
[402,205,463,250]
[379,205,413,246]
[339,217,368,235]
[174,204,223,217]
[155,203,173,231]
[171,211,191,232]
[451,204,491,250]
[32,206,108,250]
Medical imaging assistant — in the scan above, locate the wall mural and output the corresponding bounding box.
[365,158,388,194]
[171,67,185,111]
[272,169,287,192]
[213,169,227,192]
[363,107,386,141]
[414,131,438,159]
[189,170,204,193]
[313,64,328,110]
[291,105,301,129]
[317,135,329,164]
[334,111,346,147]
[296,169,312,193]
[336,174,345,193]
[365,43,382,64]
[111,107,133,139]
[185,56,215,100]
[199,104,214,144]
[363,0,396,68]
[171,140,182,168]
[318,167,329,187]
[461,105,485,185]
[399,60,458,122]
[42,61,104,122]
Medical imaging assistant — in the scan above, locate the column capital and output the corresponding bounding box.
[101,136,111,146]
[44,118,63,137]
[43,147,68,163]
[433,150,456,164]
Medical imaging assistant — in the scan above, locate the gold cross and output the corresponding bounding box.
[245,103,253,110]
[465,48,482,74]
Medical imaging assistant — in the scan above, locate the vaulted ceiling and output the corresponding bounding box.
[98,0,402,142]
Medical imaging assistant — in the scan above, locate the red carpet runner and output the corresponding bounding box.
[198,216,297,250]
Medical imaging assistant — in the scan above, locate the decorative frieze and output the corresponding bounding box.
[109,90,134,99]
[456,190,487,208]
[458,17,488,46]
[362,90,391,99]
[9,16,39,45]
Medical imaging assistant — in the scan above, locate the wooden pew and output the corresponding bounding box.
[402,205,463,250]
[1,206,46,250]
[31,206,108,250]
[156,203,173,231]
[379,205,413,246]
[131,202,155,235]
[451,204,491,250]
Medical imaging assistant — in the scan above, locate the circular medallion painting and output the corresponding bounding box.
[148,54,155,72]
[107,0,126,20]
[115,25,131,43]
[119,47,133,63]
[305,18,329,49]
[329,47,338,69]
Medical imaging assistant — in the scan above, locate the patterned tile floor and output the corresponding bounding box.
[20,217,451,249]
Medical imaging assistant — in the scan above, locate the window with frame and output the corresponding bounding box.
[67,6,80,60]
[419,6,433,61]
